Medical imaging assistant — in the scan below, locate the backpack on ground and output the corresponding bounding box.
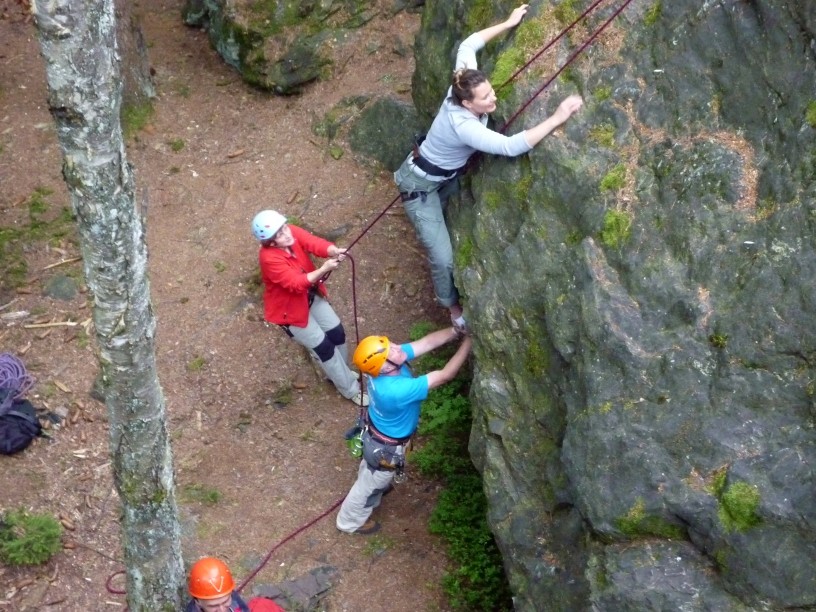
[0,399,43,455]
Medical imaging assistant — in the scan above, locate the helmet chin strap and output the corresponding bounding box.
[384,358,413,375]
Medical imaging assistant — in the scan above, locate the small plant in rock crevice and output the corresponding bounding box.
[600,163,626,192]
[599,209,632,248]
[708,333,728,349]
[806,100,816,128]
[589,123,616,148]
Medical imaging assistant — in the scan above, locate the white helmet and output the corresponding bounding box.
[252,210,287,241]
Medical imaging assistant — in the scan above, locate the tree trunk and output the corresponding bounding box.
[32,1,184,609]
[115,0,156,108]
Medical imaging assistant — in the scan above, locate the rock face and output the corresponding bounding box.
[406,0,816,609]
[182,0,380,94]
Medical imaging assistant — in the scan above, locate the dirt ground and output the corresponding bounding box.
[0,1,458,610]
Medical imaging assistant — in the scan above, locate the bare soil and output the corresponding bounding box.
[0,1,455,610]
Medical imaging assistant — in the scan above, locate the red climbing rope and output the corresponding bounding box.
[344,194,402,252]
[501,0,635,134]
[108,3,638,602]
[495,0,611,91]
[236,495,346,593]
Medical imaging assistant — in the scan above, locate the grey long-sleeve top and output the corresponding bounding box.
[417,33,533,172]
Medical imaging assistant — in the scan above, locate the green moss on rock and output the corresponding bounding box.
[806,100,816,128]
[615,498,686,539]
[600,163,626,192]
[718,481,762,532]
[599,210,632,248]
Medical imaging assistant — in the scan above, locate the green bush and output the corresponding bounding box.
[0,509,63,566]
[410,323,513,611]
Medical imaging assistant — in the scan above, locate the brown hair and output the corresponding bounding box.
[451,68,487,106]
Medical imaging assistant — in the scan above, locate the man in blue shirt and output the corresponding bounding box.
[336,326,472,534]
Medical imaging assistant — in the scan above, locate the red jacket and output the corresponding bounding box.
[259,225,333,327]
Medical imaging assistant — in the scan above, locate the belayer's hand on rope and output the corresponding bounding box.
[327,245,347,261]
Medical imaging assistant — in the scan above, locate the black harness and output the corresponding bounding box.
[410,134,467,180]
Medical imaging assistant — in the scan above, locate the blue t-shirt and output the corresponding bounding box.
[367,343,429,439]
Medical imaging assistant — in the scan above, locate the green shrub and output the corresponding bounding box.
[589,123,616,148]
[187,356,206,372]
[0,187,77,290]
[0,509,63,566]
[180,484,222,505]
[554,0,580,25]
[410,323,512,611]
[168,138,185,152]
[595,86,612,102]
[615,498,685,539]
[121,101,154,139]
[708,333,728,349]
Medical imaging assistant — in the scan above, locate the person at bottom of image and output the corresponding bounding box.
[252,209,368,408]
[186,557,284,612]
[336,326,472,535]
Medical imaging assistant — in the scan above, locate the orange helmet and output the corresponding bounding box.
[188,557,235,600]
[353,336,391,376]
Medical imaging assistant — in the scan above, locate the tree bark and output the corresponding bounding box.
[32,0,184,609]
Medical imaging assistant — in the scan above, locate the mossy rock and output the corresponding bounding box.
[347,96,422,171]
[182,0,380,94]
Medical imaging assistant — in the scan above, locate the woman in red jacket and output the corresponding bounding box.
[252,210,367,407]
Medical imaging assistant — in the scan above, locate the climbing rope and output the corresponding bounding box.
[337,0,633,255]
[107,3,639,600]
[236,495,346,593]
[501,0,636,134]
[495,0,611,92]
[0,353,35,415]
[229,4,640,596]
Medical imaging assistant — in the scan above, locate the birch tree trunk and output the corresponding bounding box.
[32,1,184,609]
